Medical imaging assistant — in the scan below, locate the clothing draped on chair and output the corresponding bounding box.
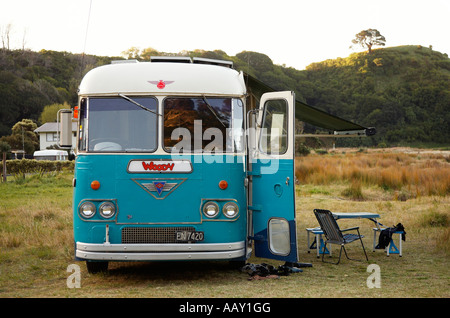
[313,209,369,264]
[376,223,406,249]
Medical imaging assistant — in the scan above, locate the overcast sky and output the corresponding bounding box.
[1,0,449,70]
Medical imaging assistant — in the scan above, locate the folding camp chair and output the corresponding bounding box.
[313,209,369,264]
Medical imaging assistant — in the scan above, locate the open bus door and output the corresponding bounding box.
[247,91,298,263]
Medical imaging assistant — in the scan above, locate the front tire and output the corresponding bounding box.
[86,261,108,274]
[229,260,246,270]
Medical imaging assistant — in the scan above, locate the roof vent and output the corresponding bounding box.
[150,56,192,63]
[111,59,139,64]
[193,57,233,68]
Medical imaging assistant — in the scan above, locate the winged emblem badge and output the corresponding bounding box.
[148,80,174,89]
[132,178,186,200]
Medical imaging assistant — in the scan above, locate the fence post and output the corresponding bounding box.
[2,152,6,182]
[0,141,11,183]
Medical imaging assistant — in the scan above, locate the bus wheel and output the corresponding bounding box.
[86,261,108,274]
[228,260,246,270]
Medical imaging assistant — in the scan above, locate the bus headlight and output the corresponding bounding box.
[203,202,219,218]
[79,202,96,219]
[99,202,116,219]
[223,202,239,218]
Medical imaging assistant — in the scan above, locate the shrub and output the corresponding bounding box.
[296,143,310,156]
[421,210,449,227]
[341,180,365,200]
[0,159,74,180]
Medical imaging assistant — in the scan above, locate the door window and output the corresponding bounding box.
[259,99,288,155]
[268,218,291,256]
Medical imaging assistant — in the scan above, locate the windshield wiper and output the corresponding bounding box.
[119,94,162,116]
[202,95,226,128]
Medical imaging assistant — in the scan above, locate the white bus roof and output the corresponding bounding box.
[79,61,247,96]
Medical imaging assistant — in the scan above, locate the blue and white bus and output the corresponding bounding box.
[61,57,374,273]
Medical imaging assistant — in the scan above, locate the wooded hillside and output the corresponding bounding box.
[1,45,449,146]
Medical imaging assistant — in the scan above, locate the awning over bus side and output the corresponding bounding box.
[243,73,376,137]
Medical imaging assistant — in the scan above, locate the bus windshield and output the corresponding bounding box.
[164,97,244,153]
[87,97,158,152]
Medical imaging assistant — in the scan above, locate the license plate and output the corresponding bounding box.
[176,231,204,242]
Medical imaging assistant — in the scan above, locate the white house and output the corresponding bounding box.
[34,121,77,151]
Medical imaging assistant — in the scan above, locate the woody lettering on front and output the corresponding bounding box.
[142,161,175,172]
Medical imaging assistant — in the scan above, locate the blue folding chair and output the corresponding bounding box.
[314,209,369,264]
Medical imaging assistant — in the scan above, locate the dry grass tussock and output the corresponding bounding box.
[295,151,450,199]
[0,173,73,251]
[0,204,72,249]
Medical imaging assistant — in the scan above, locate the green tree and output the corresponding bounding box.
[351,29,386,54]
[235,51,274,73]
[121,47,142,60]
[39,102,72,123]
[3,119,40,154]
[140,47,160,60]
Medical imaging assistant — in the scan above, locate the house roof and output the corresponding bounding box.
[34,122,77,133]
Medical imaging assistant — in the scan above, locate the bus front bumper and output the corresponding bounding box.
[75,241,247,261]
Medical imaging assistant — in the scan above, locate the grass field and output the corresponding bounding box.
[0,148,448,298]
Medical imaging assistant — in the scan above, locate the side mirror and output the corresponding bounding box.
[59,109,73,148]
[246,109,261,155]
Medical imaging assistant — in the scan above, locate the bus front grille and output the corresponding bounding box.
[121,227,195,244]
